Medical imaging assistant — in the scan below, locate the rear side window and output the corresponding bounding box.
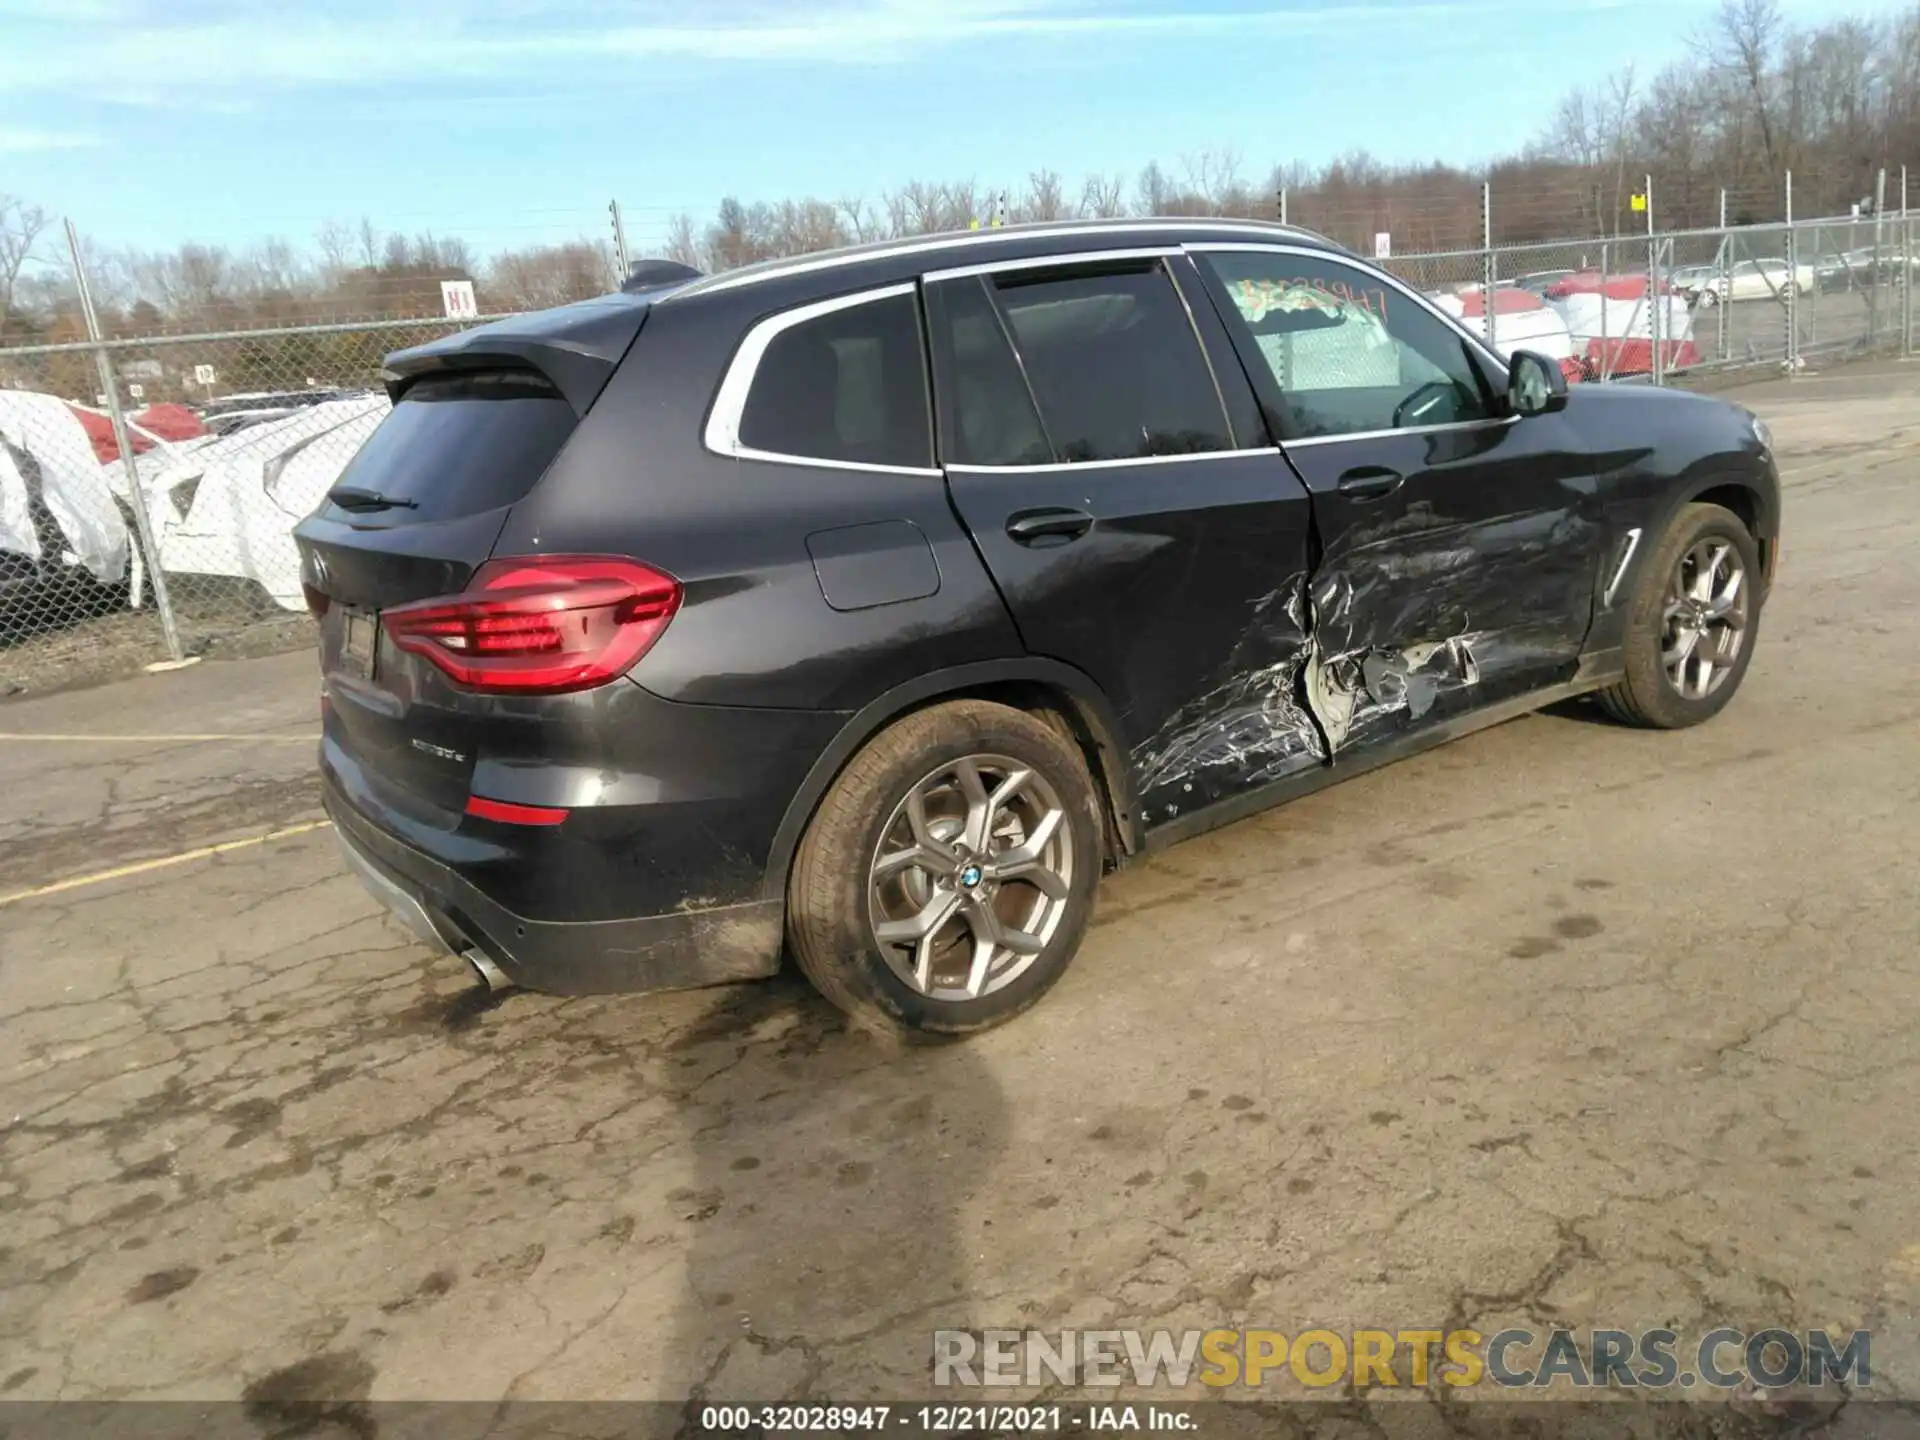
[928,278,1052,467]
[991,265,1232,463]
[737,292,933,469]
[325,371,574,522]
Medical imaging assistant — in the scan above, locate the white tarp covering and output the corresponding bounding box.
[1548,292,1694,347]
[1432,293,1576,362]
[0,442,38,561]
[0,392,131,584]
[144,395,389,610]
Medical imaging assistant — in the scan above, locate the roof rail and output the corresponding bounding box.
[670,217,1338,300]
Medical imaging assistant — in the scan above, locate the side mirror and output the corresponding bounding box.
[1508,350,1568,416]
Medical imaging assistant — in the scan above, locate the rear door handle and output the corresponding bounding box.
[1006,508,1095,546]
[1336,466,1405,501]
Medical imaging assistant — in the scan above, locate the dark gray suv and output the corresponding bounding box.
[298,219,1780,1035]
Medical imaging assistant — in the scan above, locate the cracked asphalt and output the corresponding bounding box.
[1,364,1917,1416]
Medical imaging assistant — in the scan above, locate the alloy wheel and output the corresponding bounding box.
[1661,537,1749,701]
[867,753,1075,1002]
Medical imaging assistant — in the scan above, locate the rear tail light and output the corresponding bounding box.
[382,555,682,695]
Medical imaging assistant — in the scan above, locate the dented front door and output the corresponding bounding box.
[1191,246,1604,753]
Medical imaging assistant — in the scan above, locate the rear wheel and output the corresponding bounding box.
[1596,502,1761,729]
[786,700,1103,1036]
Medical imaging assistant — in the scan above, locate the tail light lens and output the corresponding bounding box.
[382,555,682,695]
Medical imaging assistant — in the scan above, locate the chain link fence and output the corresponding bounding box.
[2,209,1915,696]
[0,315,506,695]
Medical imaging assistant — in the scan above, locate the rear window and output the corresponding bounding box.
[321,371,576,523]
[737,292,933,470]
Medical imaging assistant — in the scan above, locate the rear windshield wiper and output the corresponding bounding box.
[327,485,419,512]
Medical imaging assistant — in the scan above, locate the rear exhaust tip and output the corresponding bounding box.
[462,949,513,993]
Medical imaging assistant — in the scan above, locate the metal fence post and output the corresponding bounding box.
[1872,169,1887,348]
[609,200,631,282]
[1784,173,1799,373]
[1482,181,1497,355]
[1599,240,1612,382]
[1718,190,1730,362]
[1904,165,1913,361]
[1645,175,1661,385]
[64,219,184,665]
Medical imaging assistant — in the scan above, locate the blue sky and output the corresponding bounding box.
[0,0,1904,259]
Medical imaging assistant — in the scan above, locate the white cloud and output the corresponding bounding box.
[0,0,1564,97]
[0,125,102,152]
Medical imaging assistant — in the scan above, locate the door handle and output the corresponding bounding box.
[1006,508,1094,546]
[1336,466,1405,501]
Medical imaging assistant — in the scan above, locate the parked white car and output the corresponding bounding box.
[1692,259,1815,306]
[143,394,389,610]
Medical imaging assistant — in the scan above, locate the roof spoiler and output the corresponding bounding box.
[622,259,703,294]
[382,293,653,415]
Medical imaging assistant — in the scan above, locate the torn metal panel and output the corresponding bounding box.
[1130,574,1325,817]
[1304,626,1493,756]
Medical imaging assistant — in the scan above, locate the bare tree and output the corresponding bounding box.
[487,241,617,311]
[836,194,881,243]
[1181,148,1250,215]
[1717,0,1786,171]
[1080,172,1126,218]
[1023,169,1067,223]
[1137,161,1174,215]
[0,195,51,344]
[315,220,353,283]
[663,213,704,271]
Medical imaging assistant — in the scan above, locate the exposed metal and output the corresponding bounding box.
[464,950,512,992]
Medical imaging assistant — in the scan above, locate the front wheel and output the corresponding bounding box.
[786,700,1103,1036]
[1596,502,1762,729]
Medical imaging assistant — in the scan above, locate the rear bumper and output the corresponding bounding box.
[326,777,784,996]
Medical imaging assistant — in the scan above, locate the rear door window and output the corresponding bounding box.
[321,371,575,523]
[926,277,1053,467]
[736,291,933,470]
[988,264,1233,463]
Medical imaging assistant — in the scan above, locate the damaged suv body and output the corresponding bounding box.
[300,219,1779,1035]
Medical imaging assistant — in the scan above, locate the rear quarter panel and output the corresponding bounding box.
[493,288,1025,713]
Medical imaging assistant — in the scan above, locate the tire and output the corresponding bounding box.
[1596,502,1762,729]
[786,699,1103,1037]
[1697,289,1718,308]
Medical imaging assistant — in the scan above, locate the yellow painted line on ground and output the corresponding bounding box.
[0,732,318,743]
[0,820,335,908]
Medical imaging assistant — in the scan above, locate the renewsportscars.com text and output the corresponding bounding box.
[933,1327,1871,1390]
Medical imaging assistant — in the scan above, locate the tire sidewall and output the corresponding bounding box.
[798,708,1102,1035]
